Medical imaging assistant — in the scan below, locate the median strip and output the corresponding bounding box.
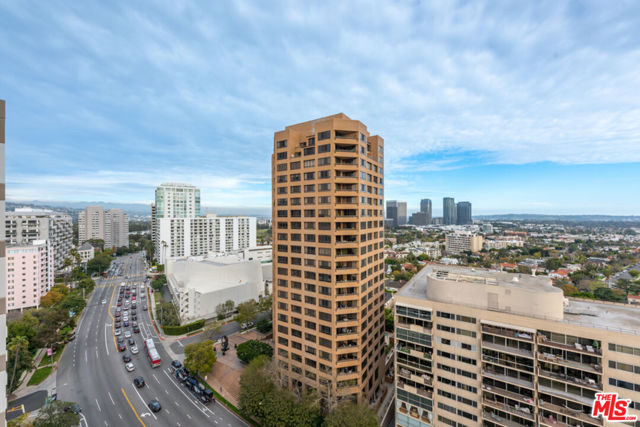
[121,387,146,427]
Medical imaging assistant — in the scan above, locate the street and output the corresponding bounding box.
[57,252,248,427]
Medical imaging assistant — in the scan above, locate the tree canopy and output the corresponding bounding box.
[236,340,273,364]
[184,340,217,376]
[33,401,80,427]
[324,401,378,427]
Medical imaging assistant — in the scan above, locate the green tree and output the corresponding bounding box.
[594,287,626,303]
[258,294,273,312]
[184,340,217,376]
[384,308,394,332]
[86,252,111,275]
[629,270,640,279]
[325,401,378,427]
[216,299,235,319]
[236,300,259,324]
[237,340,273,364]
[33,401,80,427]
[561,283,580,296]
[59,293,87,314]
[157,302,180,327]
[151,275,167,291]
[543,258,563,271]
[256,318,273,333]
[7,336,33,393]
[614,278,640,298]
[8,312,39,344]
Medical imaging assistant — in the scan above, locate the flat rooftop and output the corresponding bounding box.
[398,264,640,335]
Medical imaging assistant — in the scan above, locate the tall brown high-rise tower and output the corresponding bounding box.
[272,113,386,406]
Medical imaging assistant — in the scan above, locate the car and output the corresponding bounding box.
[101,299,107,304]
[122,353,131,363]
[64,404,82,414]
[116,307,122,312]
[143,305,148,311]
[123,317,129,323]
[128,338,135,346]
[123,311,128,316]
[176,368,187,382]
[141,295,146,300]
[133,326,140,333]
[117,336,125,343]
[133,376,145,388]
[117,301,122,307]
[118,342,126,352]
[171,360,182,369]
[115,321,121,328]
[124,331,132,338]
[124,320,129,327]
[132,303,137,309]
[132,321,138,327]
[241,322,246,329]
[125,362,135,372]
[115,329,122,336]
[132,314,138,320]
[148,399,161,413]
[115,313,121,318]
[131,345,139,354]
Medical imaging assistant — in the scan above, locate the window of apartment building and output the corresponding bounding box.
[277,163,288,171]
[318,170,330,179]
[277,139,287,148]
[318,196,331,204]
[303,159,315,168]
[318,131,331,141]
[609,343,640,356]
[277,187,287,194]
[290,161,300,170]
[291,185,301,193]
[318,183,331,191]
[609,360,640,374]
[277,152,287,160]
[304,184,315,192]
[304,197,315,204]
[303,147,315,156]
[304,172,315,180]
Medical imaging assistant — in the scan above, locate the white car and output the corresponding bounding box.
[101,299,107,304]
[125,362,135,372]
[124,331,132,338]
[115,329,121,336]
[131,345,139,354]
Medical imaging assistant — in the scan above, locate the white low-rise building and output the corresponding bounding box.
[77,242,95,263]
[445,232,483,254]
[166,253,266,324]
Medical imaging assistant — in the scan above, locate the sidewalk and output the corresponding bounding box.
[9,349,57,400]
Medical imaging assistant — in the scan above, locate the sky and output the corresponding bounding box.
[1,1,640,215]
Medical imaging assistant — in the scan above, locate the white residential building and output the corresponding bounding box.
[156,214,256,264]
[166,253,266,323]
[6,207,73,270]
[445,232,483,254]
[483,237,525,250]
[153,183,200,261]
[78,206,129,249]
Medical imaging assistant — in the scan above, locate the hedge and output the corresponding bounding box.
[162,319,205,335]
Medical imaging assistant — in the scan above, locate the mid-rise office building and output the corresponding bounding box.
[410,212,431,226]
[0,99,8,422]
[387,200,408,227]
[153,183,201,261]
[443,197,456,225]
[6,240,54,312]
[78,206,129,249]
[6,207,73,271]
[457,201,473,225]
[272,114,386,406]
[395,265,640,427]
[445,232,483,254]
[156,214,256,264]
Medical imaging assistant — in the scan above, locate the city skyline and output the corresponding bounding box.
[2,2,640,214]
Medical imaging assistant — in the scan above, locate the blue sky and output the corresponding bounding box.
[1,1,639,215]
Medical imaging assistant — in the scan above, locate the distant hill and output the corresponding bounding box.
[475,214,640,222]
[7,200,272,218]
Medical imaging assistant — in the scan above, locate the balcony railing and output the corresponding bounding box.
[537,335,602,356]
[537,352,602,373]
[538,399,603,426]
[482,325,533,341]
[538,369,602,390]
[483,398,534,421]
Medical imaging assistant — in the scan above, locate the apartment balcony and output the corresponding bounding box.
[482,354,535,374]
[397,367,432,386]
[482,368,535,390]
[537,385,594,406]
[538,399,603,426]
[538,416,573,427]
[482,325,534,342]
[397,359,431,376]
[334,145,357,153]
[481,384,534,405]
[336,327,358,338]
[397,380,433,399]
[483,398,534,421]
[537,352,602,374]
[537,369,602,391]
[482,411,534,427]
[336,368,359,380]
[335,130,358,140]
[396,321,431,335]
[336,378,358,389]
[336,303,359,313]
[336,354,358,366]
[482,341,534,359]
[537,335,602,356]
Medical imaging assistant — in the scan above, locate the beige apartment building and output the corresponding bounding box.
[395,265,640,427]
[445,233,483,254]
[271,114,387,406]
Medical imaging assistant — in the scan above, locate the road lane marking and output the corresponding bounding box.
[121,387,147,427]
[153,374,160,384]
[186,413,191,419]
[108,391,115,405]
[162,370,210,417]
[85,350,88,363]
[96,398,101,412]
[133,385,157,421]
[104,420,108,426]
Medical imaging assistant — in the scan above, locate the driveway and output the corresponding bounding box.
[7,390,47,421]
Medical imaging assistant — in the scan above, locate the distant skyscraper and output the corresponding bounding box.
[457,201,472,225]
[387,200,407,226]
[443,197,455,225]
[387,200,398,226]
[397,201,407,226]
[78,206,129,249]
[420,198,432,224]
